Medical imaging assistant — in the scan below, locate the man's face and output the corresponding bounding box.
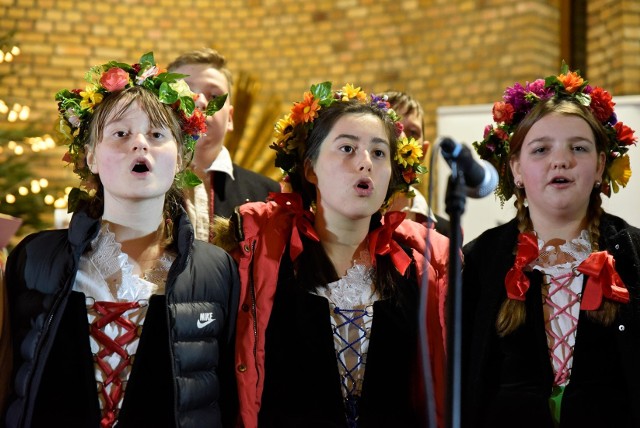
[172,63,234,165]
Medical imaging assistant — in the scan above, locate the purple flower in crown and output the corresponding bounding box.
[526,79,553,100]
[370,93,391,111]
[503,82,528,112]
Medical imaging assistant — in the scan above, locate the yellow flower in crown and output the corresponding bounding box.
[340,83,367,102]
[55,51,228,212]
[474,61,637,204]
[274,113,294,145]
[270,81,427,194]
[395,137,423,168]
[79,85,104,111]
[608,154,632,194]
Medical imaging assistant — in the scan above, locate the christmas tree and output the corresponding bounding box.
[0,31,67,242]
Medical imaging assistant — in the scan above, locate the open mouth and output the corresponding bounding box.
[132,161,150,173]
[355,178,374,196]
[551,177,570,184]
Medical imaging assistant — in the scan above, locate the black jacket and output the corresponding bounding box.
[461,213,640,428]
[212,164,280,218]
[3,209,239,428]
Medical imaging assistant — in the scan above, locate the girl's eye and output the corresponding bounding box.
[573,145,587,152]
[114,131,128,138]
[373,149,386,158]
[340,145,354,154]
[152,132,164,139]
[532,146,545,154]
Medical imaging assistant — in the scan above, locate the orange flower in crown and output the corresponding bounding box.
[270,82,426,195]
[474,62,637,204]
[290,91,321,123]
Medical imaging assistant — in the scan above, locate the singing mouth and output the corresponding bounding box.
[355,178,374,196]
[550,176,571,184]
[131,159,150,173]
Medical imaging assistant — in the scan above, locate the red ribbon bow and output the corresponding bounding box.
[269,192,320,261]
[576,251,630,310]
[368,211,412,275]
[505,232,539,301]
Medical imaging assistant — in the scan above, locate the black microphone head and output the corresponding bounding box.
[438,137,458,156]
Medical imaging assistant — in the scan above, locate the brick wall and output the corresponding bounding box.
[1,0,638,197]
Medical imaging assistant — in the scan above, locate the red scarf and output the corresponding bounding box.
[270,193,411,274]
[269,192,319,261]
[368,211,412,275]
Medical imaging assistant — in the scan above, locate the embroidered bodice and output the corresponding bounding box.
[530,230,592,387]
[73,223,174,427]
[314,247,379,426]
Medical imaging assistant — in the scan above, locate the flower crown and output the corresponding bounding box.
[55,51,226,211]
[474,62,637,205]
[269,81,427,196]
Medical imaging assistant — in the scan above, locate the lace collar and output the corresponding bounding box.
[532,230,592,276]
[74,222,173,302]
[315,247,378,310]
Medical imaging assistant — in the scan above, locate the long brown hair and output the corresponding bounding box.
[290,100,408,298]
[496,97,616,336]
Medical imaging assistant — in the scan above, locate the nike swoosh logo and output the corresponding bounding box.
[197,318,216,329]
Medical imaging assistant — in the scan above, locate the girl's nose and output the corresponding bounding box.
[358,151,372,172]
[132,134,149,151]
[552,156,569,169]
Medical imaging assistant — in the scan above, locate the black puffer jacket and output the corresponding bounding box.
[3,209,239,428]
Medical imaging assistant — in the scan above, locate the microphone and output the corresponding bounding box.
[439,137,499,198]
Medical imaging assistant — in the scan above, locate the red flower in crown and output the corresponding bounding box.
[100,67,130,92]
[492,101,515,124]
[615,122,638,147]
[181,109,207,137]
[589,87,615,122]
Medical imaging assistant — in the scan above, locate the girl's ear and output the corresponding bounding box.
[86,145,98,174]
[509,155,521,185]
[304,159,317,185]
[596,151,606,180]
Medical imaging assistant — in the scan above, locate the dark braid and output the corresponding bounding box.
[513,188,532,233]
[496,189,530,336]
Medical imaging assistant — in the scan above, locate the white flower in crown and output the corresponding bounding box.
[136,65,159,85]
[169,79,196,98]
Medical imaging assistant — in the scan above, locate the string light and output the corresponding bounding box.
[0,32,68,218]
[0,32,26,123]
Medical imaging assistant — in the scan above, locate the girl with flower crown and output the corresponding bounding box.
[1,53,239,428]
[461,66,640,427]
[214,82,449,427]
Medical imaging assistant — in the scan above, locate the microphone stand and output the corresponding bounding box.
[444,159,467,428]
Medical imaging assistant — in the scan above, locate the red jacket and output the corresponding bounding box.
[229,195,449,427]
